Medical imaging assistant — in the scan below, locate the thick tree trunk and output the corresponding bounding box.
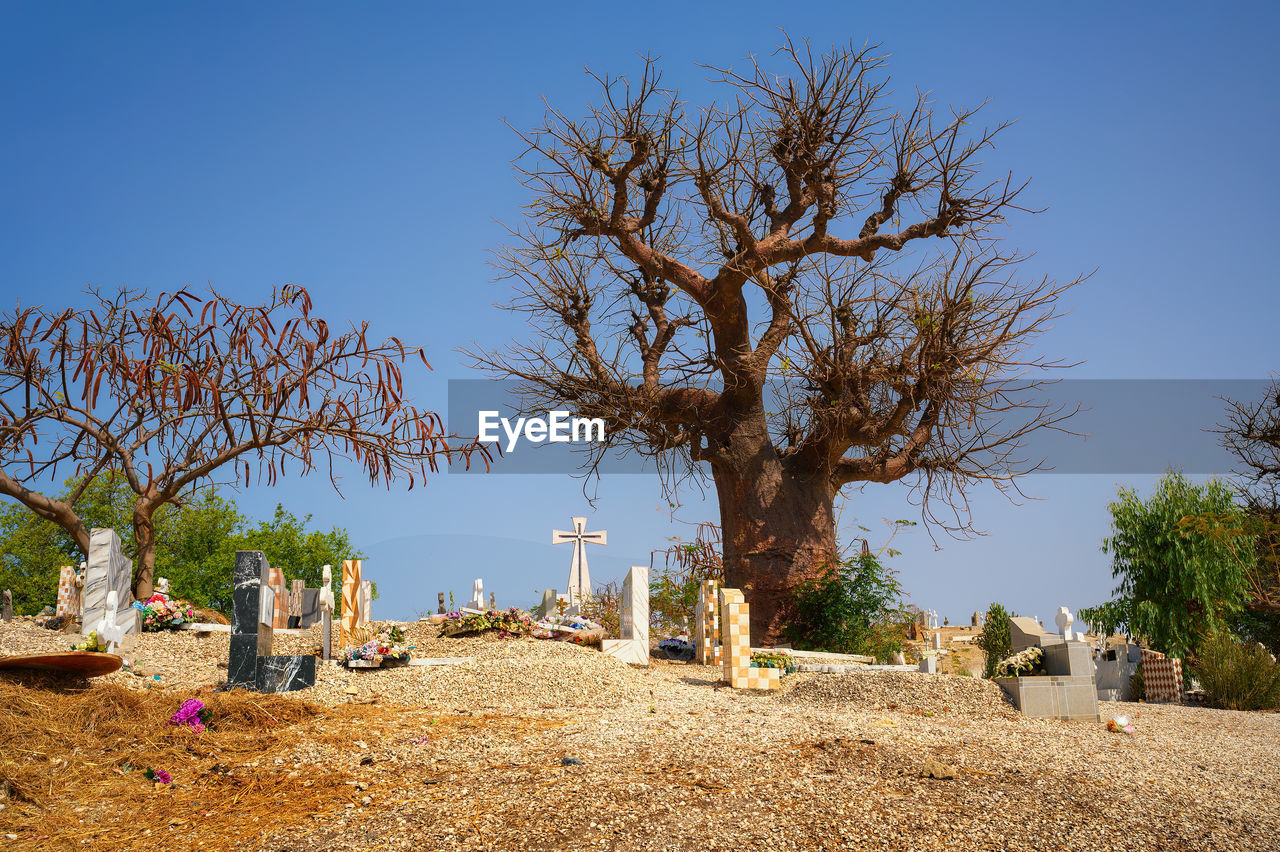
[132,503,156,602]
[714,446,838,647]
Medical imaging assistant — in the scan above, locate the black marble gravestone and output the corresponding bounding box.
[299,588,320,628]
[230,551,315,693]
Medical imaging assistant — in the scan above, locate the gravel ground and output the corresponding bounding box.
[3,618,1279,851]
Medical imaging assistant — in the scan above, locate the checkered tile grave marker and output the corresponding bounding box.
[1140,648,1183,704]
[694,579,721,665]
[56,565,81,618]
[719,587,781,691]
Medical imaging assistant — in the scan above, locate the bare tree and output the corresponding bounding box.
[0,285,487,599]
[1220,377,1280,612]
[473,39,1079,642]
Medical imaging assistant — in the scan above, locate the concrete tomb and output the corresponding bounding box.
[601,565,649,666]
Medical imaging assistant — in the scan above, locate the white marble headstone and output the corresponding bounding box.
[1055,606,1076,641]
[601,565,649,666]
[82,529,139,635]
[466,578,484,611]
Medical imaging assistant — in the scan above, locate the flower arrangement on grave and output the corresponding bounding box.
[994,646,1045,677]
[750,650,796,675]
[344,624,413,665]
[438,607,537,638]
[133,594,196,632]
[658,637,695,661]
[167,698,213,733]
[532,613,605,646]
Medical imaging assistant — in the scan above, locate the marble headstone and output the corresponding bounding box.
[319,564,335,660]
[94,590,127,653]
[466,578,484,611]
[358,580,373,627]
[541,588,557,617]
[229,550,315,692]
[340,560,363,647]
[82,529,139,635]
[601,565,649,666]
[299,588,320,628]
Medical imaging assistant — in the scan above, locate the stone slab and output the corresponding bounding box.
[601,639,649,665]
[753,647,874,663]
[996,675,1100,722]
[254,654,316,692]
[405,657,475,666]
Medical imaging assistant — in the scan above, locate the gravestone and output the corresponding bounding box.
[1054,606,1077,641]
[930,631,943,651]
[229,550,315,692]
[719,588,779,690]
[694,579,721,665]
[359,580,373,627]
[2,590,11,622]
[541,588,557,618]
[56,566,81,618]
[154,577,171,599]
[489,591,496,611]
[551,516,606,605]
[465,578,484,611]
[972,610,982,628]
[919,655,938,674]
[319,564,335,660]
[437,592,446,614]
[299,588,320,628]
[340,559,363,648]
[82,529,139,635]
[601,565,649,666]
[268,565,288,629]
[289,579,305,628]
[94,590,127,653]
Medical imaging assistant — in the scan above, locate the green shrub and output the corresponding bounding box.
[784,552,908,660]
[975,603,1013,678]
[1193,634,1280,711]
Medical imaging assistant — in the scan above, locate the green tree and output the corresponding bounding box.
[1085,472,1254,661]
[975,602,1014,678]
[784,551,909,660]
[0,472,357,615]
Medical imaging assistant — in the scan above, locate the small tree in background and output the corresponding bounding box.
[975,602,1013,678]
[0,285,485,601]
[649,521,725,635]
[784,550,909,660]
[1085,472,1253,661]
[1192,633,1280,711]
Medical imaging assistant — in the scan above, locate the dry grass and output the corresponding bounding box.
[0,675,352,851]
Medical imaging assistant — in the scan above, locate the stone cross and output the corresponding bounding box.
[319,564,335,660]
[230,550,315,692]
[2,590,11,622]
[94,590,126,653]
[340,559,363,648]
[56,566,81,618]
[551,517,607,604]
[602,565,649,666]
[1055,606,1076,641]
[82,529,139,635]
[719,588,779,690]
[437,592,446,614]
[694,579,721,665]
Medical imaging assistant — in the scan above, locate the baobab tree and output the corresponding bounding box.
[474,39,1079,642]
[1220,378,1280,613]
[0,285,486,600]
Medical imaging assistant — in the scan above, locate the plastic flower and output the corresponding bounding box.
[144,768,172,784]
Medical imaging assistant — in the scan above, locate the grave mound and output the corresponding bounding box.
[780,670,1013,718]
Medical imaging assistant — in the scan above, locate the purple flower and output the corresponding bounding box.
[145,768,171,784]
[168,699,207,729]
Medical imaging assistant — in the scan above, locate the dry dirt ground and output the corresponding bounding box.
[2,619,1278,851]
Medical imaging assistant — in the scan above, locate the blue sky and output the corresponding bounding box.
[1,3,1277,624]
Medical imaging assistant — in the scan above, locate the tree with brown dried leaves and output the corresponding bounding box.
[472,39,1081,643]
[1219,377,1280,613]
[0,285,487,600]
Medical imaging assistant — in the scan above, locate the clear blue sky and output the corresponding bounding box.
[1,3,1277,624]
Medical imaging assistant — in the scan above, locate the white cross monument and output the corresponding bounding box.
[552,516,607,605]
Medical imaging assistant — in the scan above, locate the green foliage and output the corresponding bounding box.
[1086,472,1253,661]
[1077,599,1133,641]
[784,552,909,660]
[749,650,796,674]
[975,602,1014,678]
[649,523,723,635]
[0,472,359,615]
[1192,633,1280,711]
